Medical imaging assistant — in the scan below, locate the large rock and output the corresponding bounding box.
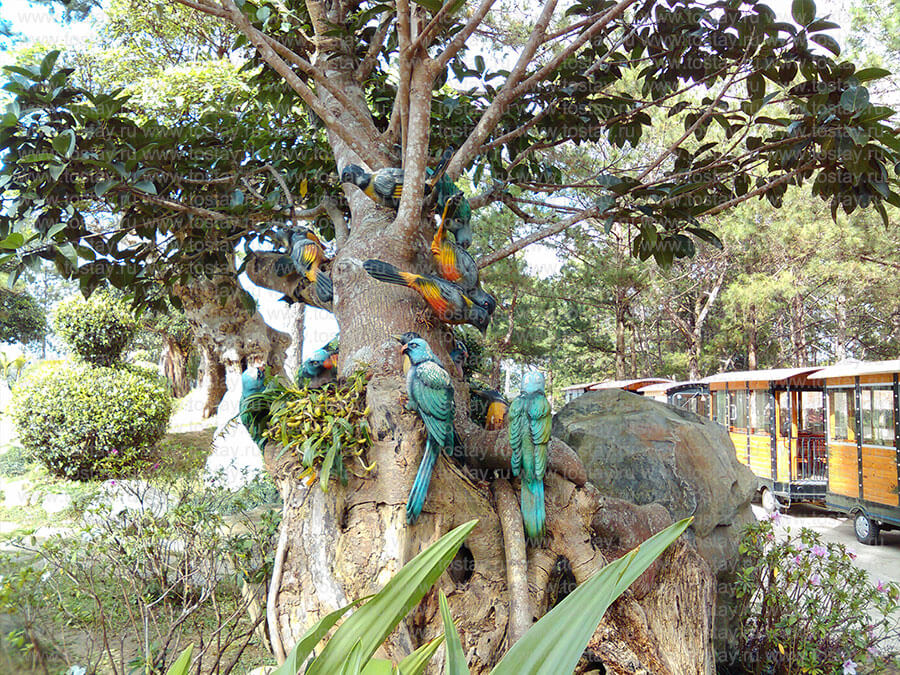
[552,388,756,661]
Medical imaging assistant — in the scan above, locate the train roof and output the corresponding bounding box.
[702,367,822,384]
[637,380,707,395]
[807,359,900,380]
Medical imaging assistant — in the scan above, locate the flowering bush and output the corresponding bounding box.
[734,516,900,674]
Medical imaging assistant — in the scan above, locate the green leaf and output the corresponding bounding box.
[840,86,869,114]
[791,0,815,25]
[490,518,692,675]
[133,180,157,195]
[360,660,394,675]
[0,232,25,250]
[340,641,364,675]
[306,520,478,675]
[272,600,367,675]
[810,33,839,56]
[52,129,76,158]
[165,644,194,675]
[94,179,117,198]
[319,435,340,492]
[48,162,67,181]
[256,5,271,21]
[854,67,891,83]
[396,636,444,675]
[18,153,57,164]
[39,50,61,79]
[439,591,467,675]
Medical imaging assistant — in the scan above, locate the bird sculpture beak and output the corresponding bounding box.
[392,334,405,343]
[323,355,335,369]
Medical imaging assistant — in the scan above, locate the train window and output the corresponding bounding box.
[750,391,771,434]
[828,389,855,442]
[799,392,824,435]
[778,393,791,437]
[713,391,728,425]
[730,390,748,429]
[861,387,894,446]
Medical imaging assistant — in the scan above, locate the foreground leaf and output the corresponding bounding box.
[306,520,478,675]
[490,517,692,675]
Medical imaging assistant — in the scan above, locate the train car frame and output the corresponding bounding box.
[704,368,827,512]
[809,360,900,544]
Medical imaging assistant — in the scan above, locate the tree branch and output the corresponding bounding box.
[492,479,532,646]
[433,0,498,69]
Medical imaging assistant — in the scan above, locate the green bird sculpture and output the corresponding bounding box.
[239,366,270,449]
[508,370,551,544]
[430,173,472,248]
[397,336,457,525]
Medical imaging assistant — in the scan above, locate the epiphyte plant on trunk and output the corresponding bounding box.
[165,517,692,675]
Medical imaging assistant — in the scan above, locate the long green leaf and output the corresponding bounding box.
[398,635,444,675]
[439,591,467,675]
[165,644,193,675]
[306,520,478,675]
[490,517,692,675]
[341,640,365,675]
[361,659,394,675]
[272,598,366,675]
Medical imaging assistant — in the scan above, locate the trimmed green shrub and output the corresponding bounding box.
[54,291,136,366]
[0,287,47,345]
[10,361,173,479]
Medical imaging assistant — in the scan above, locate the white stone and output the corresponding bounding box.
[41,492,72,514]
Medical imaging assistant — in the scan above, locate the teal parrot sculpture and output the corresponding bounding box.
[239,366,270,448]
[508,370,551,544]
[397,336,457,524]
[297,336,339,386]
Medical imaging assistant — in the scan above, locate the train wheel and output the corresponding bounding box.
[854,511,880,545]
[761,488,778,515]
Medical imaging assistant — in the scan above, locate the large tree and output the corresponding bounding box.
[2,0,899,669]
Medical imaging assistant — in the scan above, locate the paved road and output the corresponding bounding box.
[751,503,900,588]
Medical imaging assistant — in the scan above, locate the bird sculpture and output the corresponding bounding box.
[340,149,453,210]
[508,370,551,544]
[430,173,473,248]
[431,196,496,317]
[398,336,457,524]
[239,366,271,449]
[449,338,468,380]
[363,259,490,333]
[297,336,339,386]
[275,228,333,304]
[394,331,422,375]
[472,387,509,430]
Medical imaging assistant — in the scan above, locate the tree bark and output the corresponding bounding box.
[160,336,191,398]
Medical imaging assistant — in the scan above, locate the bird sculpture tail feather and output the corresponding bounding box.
[521,479,546,543]
[363,259,410,288]
[316,271,333,303]
[406,438,439,525]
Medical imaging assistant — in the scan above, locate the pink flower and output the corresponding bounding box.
[811,544,826,557]
[793,554,803,566]
[810,573,821,586]
[768,511,782,524]
[843,659,857,675]
[110,449,118,455]
[876,579,886,592]
[151,463,160,470]
[868,646,879,656]
[847,548,857,560]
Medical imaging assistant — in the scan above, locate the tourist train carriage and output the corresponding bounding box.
[637,380,710,417]
[703,368,827,512]
[560,378,672,404]
[808,360,900,544]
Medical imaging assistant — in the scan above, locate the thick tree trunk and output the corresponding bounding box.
[160,336,191,398]
[198,340,227,419]
[285,303,305,380]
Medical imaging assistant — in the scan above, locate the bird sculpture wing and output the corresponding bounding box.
[508,395,526,477]
[528,393,552,480]
[373,169,404,203]
[409,360,455,450]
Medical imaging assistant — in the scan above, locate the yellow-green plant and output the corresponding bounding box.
[168,516,692,675]
[256,369,373,490]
